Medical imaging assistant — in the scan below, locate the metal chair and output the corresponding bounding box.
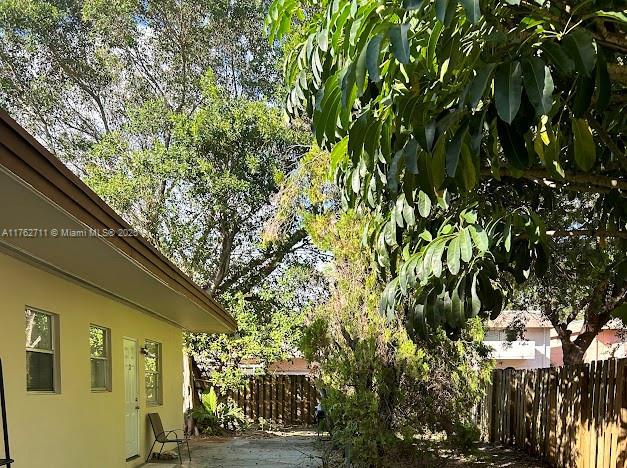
[146,413,191,463]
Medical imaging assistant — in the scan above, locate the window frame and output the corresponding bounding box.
[89,324,112,392]
[144,340,162,406]
[25,307,60,394]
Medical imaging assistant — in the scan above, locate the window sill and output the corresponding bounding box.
[146,402,162,407]
[91,389,111,393]
[27,390,59,395]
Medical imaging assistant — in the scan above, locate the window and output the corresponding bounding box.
[25,308,58,392]
[144,341,162,405]
[90,325,111,391]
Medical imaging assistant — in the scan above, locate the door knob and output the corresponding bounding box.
[135,405,140,410]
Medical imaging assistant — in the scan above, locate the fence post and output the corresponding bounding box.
[616,360,627,468]
[610,360,624,468]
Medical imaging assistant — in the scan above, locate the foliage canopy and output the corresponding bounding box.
[267,0,627,334]
[0,0,323,387]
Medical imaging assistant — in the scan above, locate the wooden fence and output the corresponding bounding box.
[225,375,318,425]
[476,358,627,468]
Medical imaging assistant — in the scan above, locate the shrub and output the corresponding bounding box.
[189,387,248,434]
[302,211,493,466]
[450,421,481,454]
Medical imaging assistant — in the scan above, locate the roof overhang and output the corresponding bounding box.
[0,110,236,333]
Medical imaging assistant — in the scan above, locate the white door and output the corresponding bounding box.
[123,338,140,459]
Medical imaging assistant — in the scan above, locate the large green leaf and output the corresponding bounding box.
[435,0,455,25]
[468,63,496,109]
[447,236,461,275]
[459,0,480,23]
[402,198,416,226]
[330,136,349,174]
[384,218,397,246]
[541,42,575,76]
[562,30,597,77]
[459,228,473,262]
[522,57,554,116]
[431,240,447,277]
[389,24,411,64]
[366,34,384,83]
[572,118,596,171]
[469,225,489,252]
[432,138,446,189]
[404,138,419,174]
[458,143,477,192]
[588,10,627,23]
[418,190,432,217]
[595,50,611,112]
[495,61,522,124]
[355,43,369,96]
[446,125,467,177]
[427,22,443,73]
[416,120,436,152]
[497,119,529,169]
[572,76,594,117]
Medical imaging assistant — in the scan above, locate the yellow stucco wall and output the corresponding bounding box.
[0,251,185,468]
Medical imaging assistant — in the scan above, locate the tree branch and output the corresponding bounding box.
[208,221,239,295]
[218,229,308,295]
[546,229,627,240]
[481,167,627,191]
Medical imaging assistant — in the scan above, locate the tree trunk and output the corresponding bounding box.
[560,339,588,366]
[190,356,205,407]
[184,355,205,436]
[555,311,611,366]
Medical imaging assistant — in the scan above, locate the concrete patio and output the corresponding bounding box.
[143,430,323,468]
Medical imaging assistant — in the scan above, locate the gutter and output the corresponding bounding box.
[0,109,237,332]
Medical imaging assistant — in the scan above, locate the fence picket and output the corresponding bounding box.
[223,375,318,426]
[479,358,627,468]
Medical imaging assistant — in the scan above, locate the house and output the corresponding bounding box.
[239,357,312,376]
[485,310,627,369]
[0,110,236,467]
[484,311,552,369]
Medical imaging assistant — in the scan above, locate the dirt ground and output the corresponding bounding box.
[417,443,550,467]
[143,429,548,468]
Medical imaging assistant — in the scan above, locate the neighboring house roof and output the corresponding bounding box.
[238,357,313,375]
[488,309,552,329]
[0,109,236,333]
[550,318,626,338]
[490,311,624,339]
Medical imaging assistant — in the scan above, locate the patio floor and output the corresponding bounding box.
[142,431,548,467]
[143,430,323,468]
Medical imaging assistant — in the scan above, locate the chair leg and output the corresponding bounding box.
[186,438,191,461]
[176,442,182,464]
[158,442,165,458]
[146,439,157,463]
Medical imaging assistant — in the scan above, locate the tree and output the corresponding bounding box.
[0,0,325,396]
[508,192,626,364]
[293,153,492,463]
[0,0,314,288]
[267,0,627,343]
[0,0,280,156]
